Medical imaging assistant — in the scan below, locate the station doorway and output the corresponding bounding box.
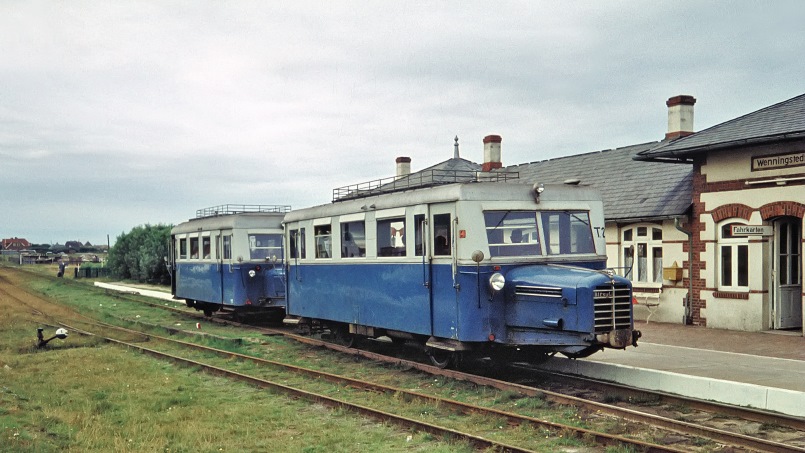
[772,216,803,331]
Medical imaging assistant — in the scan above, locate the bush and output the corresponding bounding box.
[107,224,172,284]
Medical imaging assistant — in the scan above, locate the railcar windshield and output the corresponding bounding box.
[484,210,596,257]
[541,211,595,255]
[484,211,541,257]
[248,234,283,260]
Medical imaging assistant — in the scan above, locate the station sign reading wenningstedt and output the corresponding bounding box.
[751,151,805,171]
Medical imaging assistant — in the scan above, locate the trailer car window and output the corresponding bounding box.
[179,238,187,259]
[315,225,332,258]
[289,229,306,259]
[484,211,541,257]
[202,236,211,259]
[249,234,283,260]
[190,237,199,259]
[222,235,231,260]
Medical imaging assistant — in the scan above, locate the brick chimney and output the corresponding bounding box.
[481,135,502,172]
[395,156,411,178]
[666,95,696,140]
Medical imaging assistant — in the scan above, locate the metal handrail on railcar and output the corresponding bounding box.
[195,204,292,219]
[332,169,520,202]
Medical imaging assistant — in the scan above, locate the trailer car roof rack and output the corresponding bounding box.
[195,204,292,218]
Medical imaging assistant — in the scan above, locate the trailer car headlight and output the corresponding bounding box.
[489,273,505,293]
[248,269,256,278]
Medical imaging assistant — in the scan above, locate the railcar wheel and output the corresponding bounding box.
[330,324,357,348]
[427,347,456,369]
[185,300,195,308]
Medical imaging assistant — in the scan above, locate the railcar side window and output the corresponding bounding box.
[179,238,187,259]
[484,211,541,257]
[249,234,283,260]
[289,229,306,259]
[202,236,211,259]
[222,235,232,260]
[377,217,405,257]
[341,221,366,258]
[190,237,199,259]
[315,225,332,258]
[541,211,595,255]
[433,214,451,256]
[414,214,425,256]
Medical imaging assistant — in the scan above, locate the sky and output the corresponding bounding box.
[2,1,804,246]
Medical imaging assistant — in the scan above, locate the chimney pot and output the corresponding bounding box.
[482,135,502,172]
[666,95,696,140]
[395,156,411,178]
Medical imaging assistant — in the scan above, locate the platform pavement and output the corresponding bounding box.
[94,281,178,302]
[541,321,805,417]
[93,282,805,417]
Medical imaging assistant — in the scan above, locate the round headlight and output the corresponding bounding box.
[248,269,256,278]
[489,273,505,292]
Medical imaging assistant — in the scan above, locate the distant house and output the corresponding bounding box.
[1,237,32,251]
[65,241,83,253]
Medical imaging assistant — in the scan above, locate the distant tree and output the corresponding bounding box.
[30,243,52,254]
[107,224,172,284]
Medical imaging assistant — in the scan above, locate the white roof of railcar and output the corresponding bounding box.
[284,181,602,223]
[172,211,286,235]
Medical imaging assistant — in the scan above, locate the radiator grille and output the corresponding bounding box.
[593,283,632,332]
[515,285,563,298]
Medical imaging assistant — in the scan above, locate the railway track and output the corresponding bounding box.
[62,320,684,452]
[7,273,805,451]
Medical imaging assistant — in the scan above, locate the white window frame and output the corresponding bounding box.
[718,220,750,291]
[621,224,663,285]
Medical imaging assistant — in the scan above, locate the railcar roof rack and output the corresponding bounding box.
[195,204,292,218]
[332,169,520,202]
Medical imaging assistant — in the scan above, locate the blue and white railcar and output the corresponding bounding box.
[283,177,639,367]
[171,205,289,317]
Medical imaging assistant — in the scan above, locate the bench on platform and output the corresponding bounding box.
[634,289,661,323]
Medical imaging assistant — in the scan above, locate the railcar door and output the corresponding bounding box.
[429,203,459,339]
[219,230,235,305]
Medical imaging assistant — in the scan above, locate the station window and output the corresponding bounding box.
[289,228,306,259]
[190,237,199,259]
[179,238,187,259]
[542,211,595,255]
[342,221,366,258]
[484,211,540,257]
[315,225,332,258]
[377,217,405,257]
[249,234,283,260]
[222,235,231,260]
[719,222,749,289]
[202,236,211,259]
[433,214,451,256]
[622,225,662,283]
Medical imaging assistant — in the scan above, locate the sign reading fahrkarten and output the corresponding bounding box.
[751,151,805,171]
[731,225,772,236]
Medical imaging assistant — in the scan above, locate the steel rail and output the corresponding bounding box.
[82,321,682,453]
